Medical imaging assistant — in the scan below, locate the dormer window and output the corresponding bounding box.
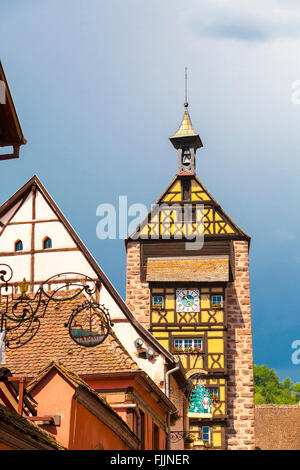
[43,237,52,249]
[15,240,23,252]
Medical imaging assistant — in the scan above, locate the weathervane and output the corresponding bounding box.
[185,66,188,107]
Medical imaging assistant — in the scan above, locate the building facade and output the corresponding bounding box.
[126,103,255,450]
[0,175,188,450]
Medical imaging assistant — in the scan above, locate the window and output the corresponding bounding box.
[211,295,223,308]
[208,388,219,400]
[43,237,52,249]
[173,338,203,353]
[15,240,23,252]
[202,426,210,444]
[152,296,164,310]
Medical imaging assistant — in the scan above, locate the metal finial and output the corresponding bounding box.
[184,67,188,107]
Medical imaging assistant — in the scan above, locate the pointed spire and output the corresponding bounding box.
[170,103,198,138]
[170,68,202,150]
[169,102,203,150]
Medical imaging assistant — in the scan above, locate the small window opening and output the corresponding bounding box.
[15,240,23,252]
[43,237,52,249]
[182,147,192,166]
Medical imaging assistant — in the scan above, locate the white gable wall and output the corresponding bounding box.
[0,187,97,287]
[11,194,32,222]
[35,190,58,220]
[0,223,32,252]
[0,201,22,226]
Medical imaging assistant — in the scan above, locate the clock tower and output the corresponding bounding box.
[125,102,255,450]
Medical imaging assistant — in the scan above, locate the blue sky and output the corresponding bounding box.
[1,0,300,381]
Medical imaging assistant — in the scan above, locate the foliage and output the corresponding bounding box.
[184,436,194,443]
[254,364,300,404]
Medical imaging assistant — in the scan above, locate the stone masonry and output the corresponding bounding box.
[126,240,150,328]
[226,240,255,450]
[255,405,300,450]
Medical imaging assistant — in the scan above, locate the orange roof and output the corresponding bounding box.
[1,292,140,377]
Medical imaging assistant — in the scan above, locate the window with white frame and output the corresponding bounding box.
[173,338,203,352]
[202,426,210,443]
[211,295,223,307]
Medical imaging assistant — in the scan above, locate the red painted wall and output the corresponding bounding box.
[69,400,129,450]
[86,376,167,450]
[30,369,131,450]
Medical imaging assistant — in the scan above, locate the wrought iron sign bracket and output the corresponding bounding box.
[0,265,112,349]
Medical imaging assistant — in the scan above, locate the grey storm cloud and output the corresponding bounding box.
[188,0,300,42]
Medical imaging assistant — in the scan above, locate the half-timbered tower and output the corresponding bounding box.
[126,103,255,450]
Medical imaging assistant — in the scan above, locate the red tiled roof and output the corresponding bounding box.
[1,292,140,377]
[177,169,195,176]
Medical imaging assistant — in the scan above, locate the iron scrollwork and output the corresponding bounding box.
[0,266,113,349]
[169,431,197,443]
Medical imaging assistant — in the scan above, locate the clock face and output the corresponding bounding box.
[176,289,200,313]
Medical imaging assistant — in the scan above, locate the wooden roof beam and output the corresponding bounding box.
[0,60,26,160]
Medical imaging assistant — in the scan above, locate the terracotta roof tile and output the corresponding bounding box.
[146,257,229,282]
[1,292,140,377]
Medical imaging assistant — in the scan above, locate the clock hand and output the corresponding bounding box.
[184,295,195,311]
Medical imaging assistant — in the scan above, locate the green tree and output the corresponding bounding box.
[280,377,293,390]
[292,382,300,393]
[253,365,298,404]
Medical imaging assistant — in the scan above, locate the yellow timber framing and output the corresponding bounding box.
[128,174,250,241]
[150,283,228,448]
